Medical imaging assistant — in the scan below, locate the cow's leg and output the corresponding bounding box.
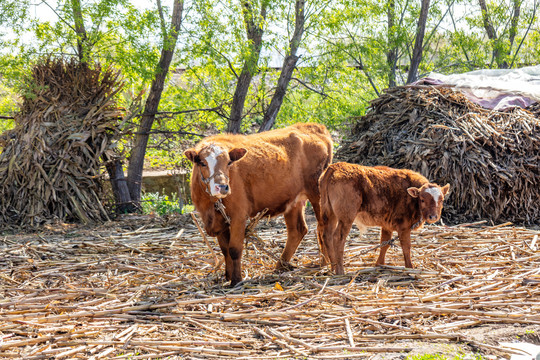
[276,202,308,270]
[375,228,393,266]
[307,192,329,266]
[216,229,232,281]
[334,219,353,275]
[397,230,413,268]
[228,218,247,286]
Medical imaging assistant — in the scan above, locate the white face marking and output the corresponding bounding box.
[425,187,442,204]
[204,144,225,197]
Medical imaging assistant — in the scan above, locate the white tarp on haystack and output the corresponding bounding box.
[499,342,540,360]
[426,65,540,111]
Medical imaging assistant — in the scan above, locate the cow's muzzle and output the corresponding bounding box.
[213,184,230,197]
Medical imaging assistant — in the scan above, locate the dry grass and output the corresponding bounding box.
[0,59,125,228]
[1,214,539,359]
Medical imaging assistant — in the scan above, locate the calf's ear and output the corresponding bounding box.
[229,148,247,162]
[407,187,420,198]
[184,149,198,163]
[441,183,450,196]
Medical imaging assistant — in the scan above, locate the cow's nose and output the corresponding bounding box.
[428,214,438,221]
[218,184,229,194]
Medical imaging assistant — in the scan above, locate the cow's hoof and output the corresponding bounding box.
[229,277,243,288]
[274,260,296,272]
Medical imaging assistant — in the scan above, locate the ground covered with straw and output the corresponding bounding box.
[1,214,539,359]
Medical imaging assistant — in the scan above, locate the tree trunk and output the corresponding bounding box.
[71,0,89,63]
[259,55,299,132]
[259,0,304,132]
[227,66,257,134]
[105,157,136,213]
[386,0,398,88]
[478,0,504,68]
[406,0,430,84]
[508,0,522,59]
[226,0,268,134]
[126,0,184,204]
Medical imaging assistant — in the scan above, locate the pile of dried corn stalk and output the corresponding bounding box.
[337,84,540,225]
[1,215,538,359]
[0,59,124,227]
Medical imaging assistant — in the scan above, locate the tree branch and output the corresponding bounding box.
[508,0,522,51]
[155,105,224,116]
[135,129,205,137]
[344,27,380,96]
[156,0,168,39]
[39,0,76,33]
[510,0,538,67]
[206,42,239,79]
[291,77,331,99]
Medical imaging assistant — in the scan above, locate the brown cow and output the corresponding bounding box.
[318,162,449,275]
[184,123,333,286]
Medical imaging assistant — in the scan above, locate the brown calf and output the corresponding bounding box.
[185,123,333,286]
[318,162,449,274]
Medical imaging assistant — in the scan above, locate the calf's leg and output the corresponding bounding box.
[276,202,308,270]
[333,219,354,275]
[375,228,393,266]
[319,211,338,269]
[398,230,413,268]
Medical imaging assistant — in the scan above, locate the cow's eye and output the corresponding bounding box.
[228,161,233,166]
[199,162,207,167]
[421,199,425,203]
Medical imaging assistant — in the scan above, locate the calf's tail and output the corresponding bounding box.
[318,166,336,223]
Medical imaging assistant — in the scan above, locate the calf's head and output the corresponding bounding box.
[184,143,247,198]
[407,183,450,224]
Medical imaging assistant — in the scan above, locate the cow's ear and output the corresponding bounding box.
[441,183,450,196]
[229,148,247,162]
[407,187,420,198]
[184,149,198,163]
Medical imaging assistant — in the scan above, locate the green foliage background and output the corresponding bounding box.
[0,0,539,157]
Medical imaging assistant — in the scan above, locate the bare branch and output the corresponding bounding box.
[37,1,76,32]
[508,0,522,50]
[343,27,380,96]
[291,77,331,99]
[156,0,168,38]
[510,0,538,67]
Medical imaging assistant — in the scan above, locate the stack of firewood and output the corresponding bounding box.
[0,59,125,227]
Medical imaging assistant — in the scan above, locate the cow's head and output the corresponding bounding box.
[407,183,450,224]
[184,143,247,198]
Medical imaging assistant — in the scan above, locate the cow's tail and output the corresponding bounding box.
[317,165,338,267]
[318,165,335,224]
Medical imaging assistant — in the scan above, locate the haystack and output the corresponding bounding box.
[0,59,124,227]
[337,84,540,225]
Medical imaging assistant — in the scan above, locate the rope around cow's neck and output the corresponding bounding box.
[198,166,231,225]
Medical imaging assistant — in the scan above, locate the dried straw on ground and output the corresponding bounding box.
[337,84,540,225]
[0,59,124,228]
[1,214,538,359]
